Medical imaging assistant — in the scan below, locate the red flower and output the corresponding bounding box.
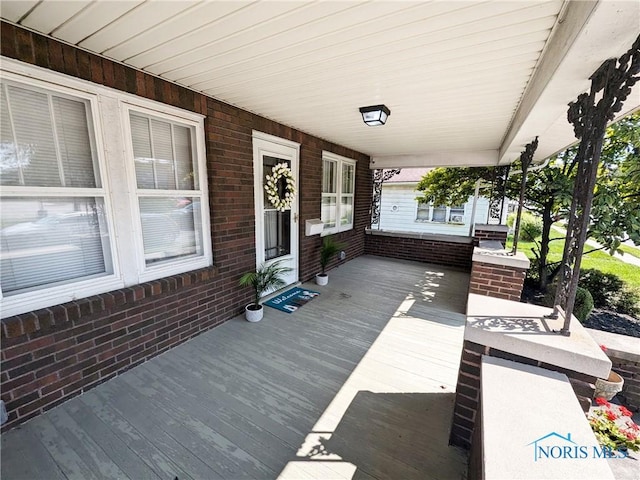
[606,411,619,421]
[631,423,640,432]
[595,397,610,407]
[620,406,633,417]
[600,344,607,351]
[624,430,637,441]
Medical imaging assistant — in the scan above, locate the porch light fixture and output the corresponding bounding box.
[359,104,390,126]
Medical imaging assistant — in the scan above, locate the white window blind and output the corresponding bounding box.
[0,81,112,296]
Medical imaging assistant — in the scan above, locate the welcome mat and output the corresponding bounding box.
[264,287,320,314]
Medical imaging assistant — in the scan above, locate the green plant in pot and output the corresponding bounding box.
[239,260,292,322]
[316,235,346,286]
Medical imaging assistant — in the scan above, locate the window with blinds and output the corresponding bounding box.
[129,112,204,267]
[0,65,211,318]
[0,81,112,296]
[321,152,356,235]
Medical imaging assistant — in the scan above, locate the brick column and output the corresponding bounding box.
[473,224,508,246]
[468,245,529,302]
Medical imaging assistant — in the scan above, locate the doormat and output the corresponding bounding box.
[264,287,320,314]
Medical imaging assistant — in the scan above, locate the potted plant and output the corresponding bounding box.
[316,235,346,286]
[239,260,292,322]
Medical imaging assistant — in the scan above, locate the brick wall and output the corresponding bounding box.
[364,232,473,270]
[607,354,640,412]
[0,23,372,431]
[468,261,527,301]
[473,225,508,246]
[449,340,597,449]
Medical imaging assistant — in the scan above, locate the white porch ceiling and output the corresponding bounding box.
[2,0,638,167]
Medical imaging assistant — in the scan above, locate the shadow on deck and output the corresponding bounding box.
[1,255,469,480]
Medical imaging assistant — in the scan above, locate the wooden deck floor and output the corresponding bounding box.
[1,255,469,480]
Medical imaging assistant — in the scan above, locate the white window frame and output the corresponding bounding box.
[321,151,356,235]
[0,59,212,318]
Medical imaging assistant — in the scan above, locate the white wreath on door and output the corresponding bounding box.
[265,163,296,212]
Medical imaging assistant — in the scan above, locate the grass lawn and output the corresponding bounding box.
[508,231,640,291]
[619,243,640,260]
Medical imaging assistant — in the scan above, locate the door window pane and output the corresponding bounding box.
[0,197,111,294]
[264,210,291,260]
[262,156,292,260]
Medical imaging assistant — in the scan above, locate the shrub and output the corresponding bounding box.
[579,269,623,308]
[517,212,542,242]
[614,287,640,317]
[574,287,594,322]
[542,285,593,323]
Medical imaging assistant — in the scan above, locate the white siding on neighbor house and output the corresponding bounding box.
[373,183,490,235]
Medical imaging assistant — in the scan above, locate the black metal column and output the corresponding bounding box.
[487,165,510,224]
[552,35,639,334]
[512,137,539,254]
[370,168,401,228]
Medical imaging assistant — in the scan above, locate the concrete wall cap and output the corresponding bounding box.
[482,356,615,480]
[474,223,509,232]
[472,247,531,269]
[466,293,612,379]
[586,328,640,362]
[364,228,473,244]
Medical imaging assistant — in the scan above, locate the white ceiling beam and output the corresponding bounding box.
[370,151,498,170]
[499,0,640,165]
[499,0,597,164]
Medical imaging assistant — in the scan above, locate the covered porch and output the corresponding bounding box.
[1,256,469,480]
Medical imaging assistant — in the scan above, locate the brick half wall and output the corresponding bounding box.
[364,230,473,270]
[469,261,527,302]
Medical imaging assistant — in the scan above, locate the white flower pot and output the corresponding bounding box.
[594,371,624,401]
[316,274,328,286]
[245,304,263,322]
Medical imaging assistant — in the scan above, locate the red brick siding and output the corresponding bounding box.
[364,234,473,270]
[607,354,640,412]
[468,262,526,301]
[0,22,372,430]
[473,226,508,246]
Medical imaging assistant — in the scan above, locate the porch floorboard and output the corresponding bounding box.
[1,255,469,480]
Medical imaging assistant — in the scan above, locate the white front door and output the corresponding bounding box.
[252,131,299,289]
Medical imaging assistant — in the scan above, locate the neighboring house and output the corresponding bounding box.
[372,168,496,236]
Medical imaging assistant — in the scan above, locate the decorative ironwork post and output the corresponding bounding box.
[552,35,639,335]
[487,165,510,224]
[512,137,539,254]
[370,168,401,228]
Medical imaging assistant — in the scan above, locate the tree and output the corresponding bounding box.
[416,112,640,290]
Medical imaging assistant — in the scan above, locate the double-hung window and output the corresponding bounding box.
[0,62,210,318]
[127,108,205,275]
[321,152,355,234]
[0,80,117,312]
